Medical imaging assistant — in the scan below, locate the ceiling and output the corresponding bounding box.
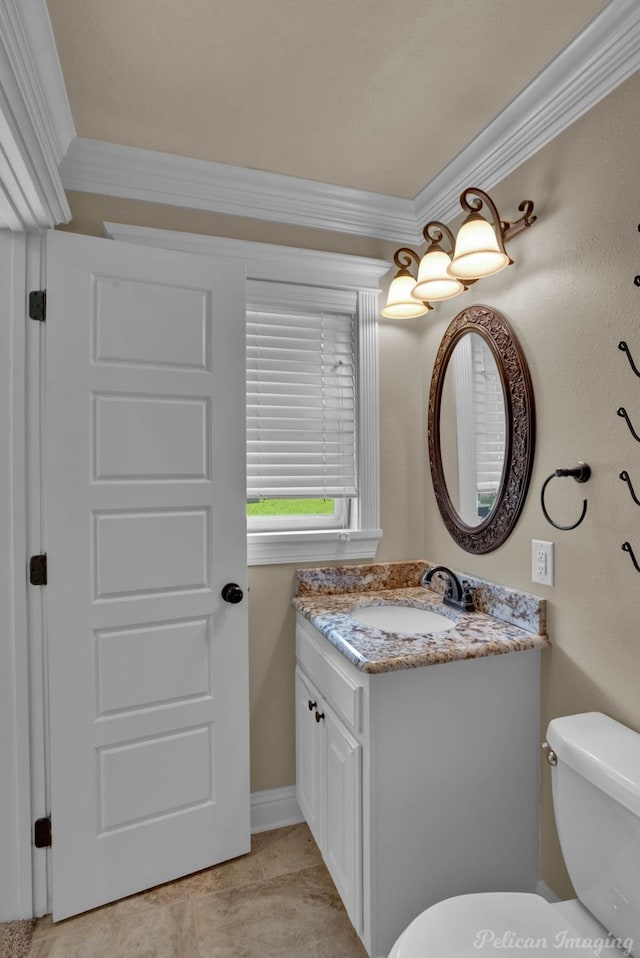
[46,0,607,200]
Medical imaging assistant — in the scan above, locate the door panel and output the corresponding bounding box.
[96,618,210,714]
[94,394,209,480]
[92,275,209,368]
[93,509,209,597]
[45,230,249,920]
[98,726,213,829]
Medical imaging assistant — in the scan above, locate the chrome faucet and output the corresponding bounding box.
[421,566,475,612]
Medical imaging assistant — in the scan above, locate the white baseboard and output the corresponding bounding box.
[250,786,305,834]
[537,879,561,903]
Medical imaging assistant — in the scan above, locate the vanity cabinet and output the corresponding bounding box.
[295,614,541,958]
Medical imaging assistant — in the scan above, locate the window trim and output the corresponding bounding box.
[102,225,387,565]
[247,527,383,566]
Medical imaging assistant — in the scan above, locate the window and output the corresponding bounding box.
[247,295,356,528]
[246,279,381,565]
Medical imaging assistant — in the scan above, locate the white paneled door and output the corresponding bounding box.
[45,230,250,920]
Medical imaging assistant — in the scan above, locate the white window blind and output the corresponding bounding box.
[246,305,358,500]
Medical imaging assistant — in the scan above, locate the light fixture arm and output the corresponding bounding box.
[502,199,537,242]
[393,247,421,270]
[422,221,456,253]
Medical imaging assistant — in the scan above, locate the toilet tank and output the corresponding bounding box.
[547,712,640,954]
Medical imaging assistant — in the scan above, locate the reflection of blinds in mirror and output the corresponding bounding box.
[452,334,506,525]
[452,335,476,525]
[472,337,506,493]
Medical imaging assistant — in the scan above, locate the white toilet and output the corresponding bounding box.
[389,712,640,956]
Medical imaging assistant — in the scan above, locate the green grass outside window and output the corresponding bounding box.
[247,498,334,517]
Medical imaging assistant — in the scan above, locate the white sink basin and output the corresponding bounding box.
[350,605,454,634]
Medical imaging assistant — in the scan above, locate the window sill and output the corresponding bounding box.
[247,528,383,566]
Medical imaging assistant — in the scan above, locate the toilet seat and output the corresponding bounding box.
[389,892,605,957]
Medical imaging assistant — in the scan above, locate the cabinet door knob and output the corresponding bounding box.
[315,710,325,723]
[308,699,317,711]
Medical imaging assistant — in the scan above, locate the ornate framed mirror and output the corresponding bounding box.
[427,304,535,554]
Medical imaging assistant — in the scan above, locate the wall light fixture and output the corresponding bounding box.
[381,188,536,319]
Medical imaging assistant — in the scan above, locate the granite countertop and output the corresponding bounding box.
[292,560,550,675]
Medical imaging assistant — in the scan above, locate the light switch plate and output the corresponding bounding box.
[532,539,554,586]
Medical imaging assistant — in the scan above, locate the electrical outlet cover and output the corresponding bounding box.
[532,539,554,586]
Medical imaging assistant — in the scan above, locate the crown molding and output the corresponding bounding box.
[103,222,391,289]
[63,138,421,244]
[0,0,74,229]
[62,0,640,243]
[413,0,640,226]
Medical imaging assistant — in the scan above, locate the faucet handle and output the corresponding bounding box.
[461,580,476,611]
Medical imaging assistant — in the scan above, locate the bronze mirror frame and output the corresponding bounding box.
[427,304,535,554]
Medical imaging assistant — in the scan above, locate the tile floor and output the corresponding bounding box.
[28,823,368,958]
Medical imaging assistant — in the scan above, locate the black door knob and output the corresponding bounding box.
[221,583,244,604]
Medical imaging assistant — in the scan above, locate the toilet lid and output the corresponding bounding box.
[390,893,604,957]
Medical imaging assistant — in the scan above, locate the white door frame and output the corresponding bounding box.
[0,230,46,920]
[0,0,76,916]
[0,229,30,921]
[24,231,50,918]
[0,229,68,921]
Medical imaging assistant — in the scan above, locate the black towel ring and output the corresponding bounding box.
[540,463,591,531]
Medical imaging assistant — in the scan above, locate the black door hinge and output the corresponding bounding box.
[34,816,52,848]
[29,554,47,586]
[29,290,46,322]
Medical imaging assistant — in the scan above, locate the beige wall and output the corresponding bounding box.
[421,70,640,897]
[61,67,640,897]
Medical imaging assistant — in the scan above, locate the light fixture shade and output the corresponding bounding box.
[381,269,431,318]
[412,246,465,302]
[448,213,511,280]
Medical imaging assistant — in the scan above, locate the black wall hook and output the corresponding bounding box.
[618,341,640,378]
[617,407,640,442]
[622,541,640,573]
[540,463,591,531]
[620,470,640,506]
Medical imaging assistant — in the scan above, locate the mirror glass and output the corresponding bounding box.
[439,333,506,527]
[428,305,535,554]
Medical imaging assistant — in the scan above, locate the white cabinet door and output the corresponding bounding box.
[45,230,250,920]
[296,657,363,935]
[324,708,362,933]
[295,667,326,849]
